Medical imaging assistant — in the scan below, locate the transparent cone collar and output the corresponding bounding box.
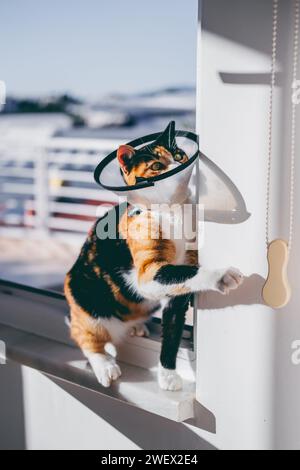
[94,123,199,208]
[94,122,250,224]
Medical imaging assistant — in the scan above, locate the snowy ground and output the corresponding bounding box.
[0,113,71,146]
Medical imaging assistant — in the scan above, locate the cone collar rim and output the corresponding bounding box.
[94,130,199,192]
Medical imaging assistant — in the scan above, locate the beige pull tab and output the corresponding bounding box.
[262,239,291,308]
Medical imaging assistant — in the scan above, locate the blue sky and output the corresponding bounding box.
[0,0,198,99]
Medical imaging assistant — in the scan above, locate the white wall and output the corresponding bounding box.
[19,366,215,450]
[195,0,300,450]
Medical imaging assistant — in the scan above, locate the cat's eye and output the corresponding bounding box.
[174,153,184,162]
[151,162,164,171]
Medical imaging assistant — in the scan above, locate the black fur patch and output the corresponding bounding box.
[154,265,198,285]
[160,295,191,370]
[68,204,144,321]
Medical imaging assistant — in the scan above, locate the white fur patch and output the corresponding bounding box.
[158,364,183,391]
[123,266,243,300]
[186,268,225,292]
[187,267,244,293]
[83,351,121,388]
[104,342,117,357]
[216,267,244,294]
[98,316,142,345]
[123,269,171,300]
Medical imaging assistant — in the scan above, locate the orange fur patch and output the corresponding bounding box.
[185,250,199,266]
[153,146,172,159]
[64,274,111,353]
[119,209,177,284]
[103,273,154,322]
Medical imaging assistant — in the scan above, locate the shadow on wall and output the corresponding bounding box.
[202,0,286,57]
[220,72,284,86]
[198,274,265,309]
[49,376,217,451]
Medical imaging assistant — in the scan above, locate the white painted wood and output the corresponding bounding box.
[0,324,195,423]
[0,282,195,380]
[195,0,300,450]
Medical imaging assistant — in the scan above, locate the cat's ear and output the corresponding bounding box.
[155,121,176,149]
[117,145,135,174]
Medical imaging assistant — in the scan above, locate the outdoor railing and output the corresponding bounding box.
[0,137,123,239]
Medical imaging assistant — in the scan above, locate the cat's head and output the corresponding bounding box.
[117,121,188,186]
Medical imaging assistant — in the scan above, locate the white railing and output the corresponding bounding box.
[0,136,123,239]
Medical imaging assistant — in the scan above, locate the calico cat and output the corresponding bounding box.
[65,121,244,391]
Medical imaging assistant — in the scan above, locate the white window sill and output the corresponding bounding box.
[0,280,196,422]
[0,324,195,422]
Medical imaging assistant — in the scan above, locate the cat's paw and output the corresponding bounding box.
[130,324,150,338]
[217,267,244,294]
[86,353,121,388]
[158,365,183,391]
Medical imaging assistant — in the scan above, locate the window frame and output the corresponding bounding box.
[0,277,196,374]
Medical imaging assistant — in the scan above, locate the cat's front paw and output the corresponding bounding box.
[87,353,122,388]
[158,365,183,391]
[217,267,244,294]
